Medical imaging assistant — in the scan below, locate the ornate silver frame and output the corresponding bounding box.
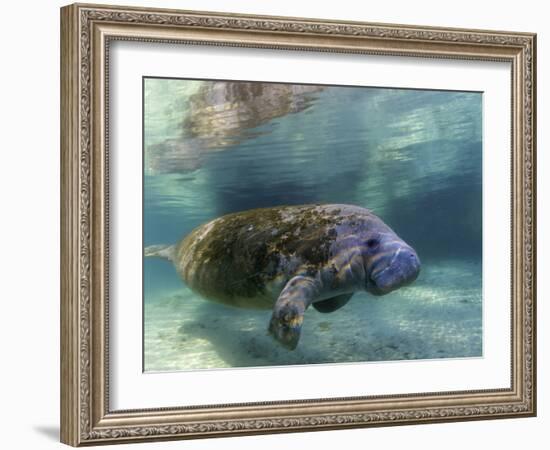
[60,3,536,446]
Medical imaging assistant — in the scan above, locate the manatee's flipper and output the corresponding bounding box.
[144,244,175,262]
[268,275,320,350]
[313,294,353,313]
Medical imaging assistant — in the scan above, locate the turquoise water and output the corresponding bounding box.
[143,78,482,372]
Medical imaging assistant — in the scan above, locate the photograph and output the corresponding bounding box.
[58,2,536,445]
[143,78,483,372]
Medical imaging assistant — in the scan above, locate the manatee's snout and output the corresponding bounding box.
[367,244,420,296]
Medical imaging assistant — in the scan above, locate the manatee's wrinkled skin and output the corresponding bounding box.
[146,82,324,174]
[145,204,420,350]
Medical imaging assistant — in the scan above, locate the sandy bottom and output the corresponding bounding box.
[144,259,482,372]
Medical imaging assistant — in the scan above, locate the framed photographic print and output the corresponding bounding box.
[60,3,537,446]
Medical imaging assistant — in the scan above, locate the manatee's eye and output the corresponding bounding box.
[366,238,379,249]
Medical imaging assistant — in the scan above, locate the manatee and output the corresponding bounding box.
[145,204,420,350]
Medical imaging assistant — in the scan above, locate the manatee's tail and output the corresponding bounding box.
[144,244,176,262]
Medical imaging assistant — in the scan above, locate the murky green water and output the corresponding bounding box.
[143,78,482,372]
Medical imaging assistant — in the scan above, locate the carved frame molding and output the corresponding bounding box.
[61,3,536,446]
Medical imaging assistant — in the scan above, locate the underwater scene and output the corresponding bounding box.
[143,78,482,372]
